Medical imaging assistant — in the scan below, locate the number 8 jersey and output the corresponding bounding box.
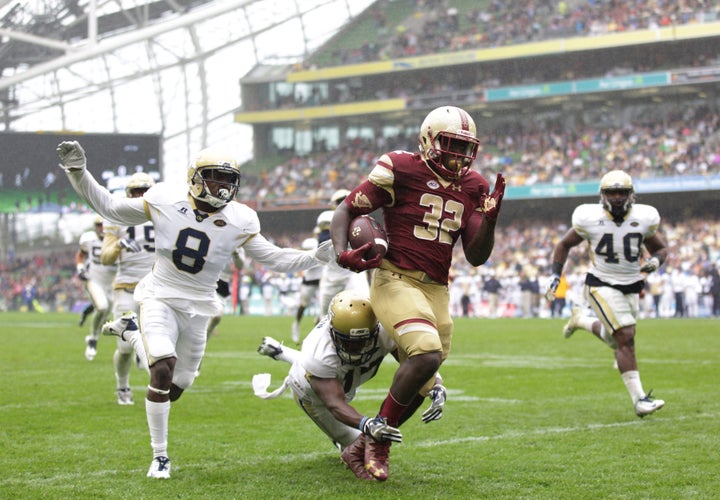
[136,182,259,315]
[572,202,660,286]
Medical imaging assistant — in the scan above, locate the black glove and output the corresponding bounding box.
[216,279,230,298]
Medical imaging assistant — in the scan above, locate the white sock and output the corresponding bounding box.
[146,399,170,458]
[277,346,300,364]
[125,331,151,375]
[114,350,132,388]
[621,370,645,404]
[578,315,596,332]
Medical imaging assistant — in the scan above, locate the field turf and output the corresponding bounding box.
[1,313,718,499]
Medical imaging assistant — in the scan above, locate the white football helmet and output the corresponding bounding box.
[328,290,380,365]
[125,172,155,198]
[600,170,635,221]
[418,106,481,181]
[330,189,350,206]
[187,147,241,208]
[301,237,318,250]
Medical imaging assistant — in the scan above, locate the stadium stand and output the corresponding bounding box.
[2,0,720,318]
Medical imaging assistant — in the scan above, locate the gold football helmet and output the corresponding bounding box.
[328,290,380,365]
[600,170,635,221]
[125,172,155,198]
[418,106,481,181]
[187,147,241,208]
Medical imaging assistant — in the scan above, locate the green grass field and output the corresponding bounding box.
[1,313,718,499]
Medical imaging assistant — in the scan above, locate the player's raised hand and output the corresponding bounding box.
[481,173,505,222]
[56,141,87,172]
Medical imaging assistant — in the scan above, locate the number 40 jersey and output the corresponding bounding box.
[571,203,661,286]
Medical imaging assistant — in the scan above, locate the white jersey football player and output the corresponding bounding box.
[57,140,330,479]
[76,216,117,361]
[254,290,446,481]
[100,172,156,405]
[316,190,370,319]
[546,170,668,418]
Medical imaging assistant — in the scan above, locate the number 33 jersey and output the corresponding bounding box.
[136,182,259,315]
[572,203,660,286]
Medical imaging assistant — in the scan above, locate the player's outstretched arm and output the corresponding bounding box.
[57,140,148,227]
[244,232,324,273]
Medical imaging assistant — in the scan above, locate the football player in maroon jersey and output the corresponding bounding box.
[330,105,505,480]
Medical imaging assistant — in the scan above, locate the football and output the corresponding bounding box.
[348,215,388,259]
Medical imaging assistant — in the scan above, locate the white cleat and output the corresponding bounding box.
[634,391,665,418]
[117,387,134,405]
[102,312,138,341]
[147,456,171,479]
[562,306,582,339]
[291,322,300,344]
[84,335,97,361]
[257,336,283,360]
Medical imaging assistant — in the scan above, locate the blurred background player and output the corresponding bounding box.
[75,216,116,361]
[291,237,323,343]
[546,170,668,418]
[330,105,504,480]
[316,189,370,321]
[100,172,155,405]
[254,290,445,481]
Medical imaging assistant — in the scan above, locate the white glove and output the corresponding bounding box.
[119,238,142,253]
[640,257,660,274]
[56,141,87,172]
[360,416,402,443]
[421,384,447,423]
[313,239,335,264]
[545,274,560,301]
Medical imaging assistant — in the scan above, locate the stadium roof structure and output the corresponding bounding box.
[0,0,375,178]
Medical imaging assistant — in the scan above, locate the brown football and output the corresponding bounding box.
[348,215,388,259]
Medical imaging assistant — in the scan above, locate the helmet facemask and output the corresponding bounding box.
[189,165,241,208]
[418,106,480,181]
[599,170,635,223]
[601,188,635,223]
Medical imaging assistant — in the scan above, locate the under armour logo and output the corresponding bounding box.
[451,184,462,191]
[178,207,188,215]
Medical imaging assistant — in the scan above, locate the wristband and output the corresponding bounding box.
[358,416,368,431]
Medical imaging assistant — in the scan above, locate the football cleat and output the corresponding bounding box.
[635,391,665,418]
[341,435,373,481]
[102,312,138,341]
[117,387,134,406]
[84,336,97,361]
[364,438,391,481]
[257,336,283,360]
[147,456,171,479]
[562,306,582,339]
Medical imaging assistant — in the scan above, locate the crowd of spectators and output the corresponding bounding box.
[322,0,719,67]
[3,216,718,319]
[238,104,720,208]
